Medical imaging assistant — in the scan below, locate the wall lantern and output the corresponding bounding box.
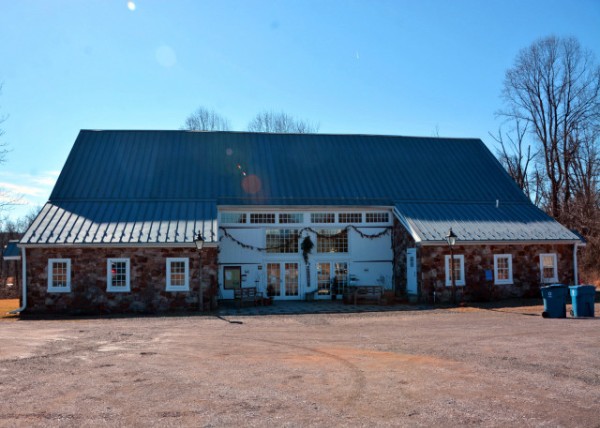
[194,232,205,310]
[445,228,458,304]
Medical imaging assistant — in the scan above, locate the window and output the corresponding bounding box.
[266,229,299,253]
[166,258,189,291]
[339,213,362,223]
[223,266,242,290]
[107,258,130,292]
[540,253,558,283]
[445,255,465,286]
[317,229,348,253]
[366,212,389,223]
[494,254,513,285]
[279,213,303,224]
[250,213,275,224]
[221,212,246,224]
[48,259,71,293]
[311,213,335,223]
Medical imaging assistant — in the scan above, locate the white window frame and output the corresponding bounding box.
[166,258,190,292]
[539,253,558,283]
[445,254,465,286]
[48,258,71,293]
[107,258,131,292]
[493,254,513,285]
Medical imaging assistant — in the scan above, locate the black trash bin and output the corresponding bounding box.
[540,284,568,318]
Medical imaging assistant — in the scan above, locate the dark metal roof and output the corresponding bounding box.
[22,130,577,244]
[2,241,21,260]
[394,202,580,242]
[49,130,529,204]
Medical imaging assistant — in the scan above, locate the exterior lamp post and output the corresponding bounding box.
[445,228,457,304]
[194,233,205,311]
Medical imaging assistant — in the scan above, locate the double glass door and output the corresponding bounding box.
[316,262,348,298]
[266,262,299,299]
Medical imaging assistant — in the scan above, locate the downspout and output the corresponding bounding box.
[10,246,27,314]
[573,243,579,285]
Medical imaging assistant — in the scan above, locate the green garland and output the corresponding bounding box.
[218,225,391,253]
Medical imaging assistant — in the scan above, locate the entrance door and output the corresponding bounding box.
[406,248,417,294]
[315,262,348,299]
[266,262,299,300]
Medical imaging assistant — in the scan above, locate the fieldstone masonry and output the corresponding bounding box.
[419,243,575,302]
[392,219,577,302]
[24,246,218,314]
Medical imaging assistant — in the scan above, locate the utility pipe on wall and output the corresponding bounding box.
[9,247,27,314]
[573,243,579,285]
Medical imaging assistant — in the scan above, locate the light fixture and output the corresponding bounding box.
[445,228,458,304]
[445,228,457,247]
[194,233,205,250]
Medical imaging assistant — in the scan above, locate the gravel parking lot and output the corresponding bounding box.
[1,303,599,427]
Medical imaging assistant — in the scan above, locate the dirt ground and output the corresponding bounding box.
[1,303,599,427]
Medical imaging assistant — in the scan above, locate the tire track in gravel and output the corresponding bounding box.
[247,337,367,406]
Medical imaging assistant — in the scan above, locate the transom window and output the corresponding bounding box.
[445,255,465,286]
[366,212,389,223]
[107,258,131,292]
[311,213,335,223]
[266,229,299,253]
[221,212,246,224]
[317,229,348,253]
[494,254,513,285]
[279,213,303,224]
[166,258,189,291]
[48,259,71,293]
[250,213,276,224]
[339,213,362,223]
[540,253,558,283]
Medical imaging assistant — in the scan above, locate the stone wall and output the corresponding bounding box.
[24,246,218,315]
[392,219,416,297]
[418,243,575,303]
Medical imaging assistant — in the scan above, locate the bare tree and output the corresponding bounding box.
[499,36,600,219]
[491,118,541,203]
[0,83,7,165]
[182,107,230,131]
[247,110,319,133]
[0,83,16,214]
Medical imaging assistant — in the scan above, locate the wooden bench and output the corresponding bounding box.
[234,287,263,308]
[351,285,384,305]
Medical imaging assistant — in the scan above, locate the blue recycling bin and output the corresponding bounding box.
[569,285,596,317]
[540,284,568,318]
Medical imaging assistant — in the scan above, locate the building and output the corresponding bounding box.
[14,130,583,314]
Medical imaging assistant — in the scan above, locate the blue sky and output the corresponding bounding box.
[1,0,599,220]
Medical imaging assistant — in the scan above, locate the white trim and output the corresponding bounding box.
[107,258,131,292]
[392,208,423,243]
[47,258,72,293]
[420,239,580,246]
[573,244,579,285]
[493,254,513,285]
[539,253,558,284]
[10,247,27,314]
[20,242,219,248]
[445,254,465,286]
[166,257,190,292]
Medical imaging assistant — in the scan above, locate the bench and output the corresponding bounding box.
[351,285,384,305]
[234,287,263,308]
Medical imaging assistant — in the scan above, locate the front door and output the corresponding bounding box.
[406,248,417,294]
[315,261,348,299]
[266,262,299,300]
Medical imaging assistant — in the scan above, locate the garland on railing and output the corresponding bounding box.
[218,225,391,252]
